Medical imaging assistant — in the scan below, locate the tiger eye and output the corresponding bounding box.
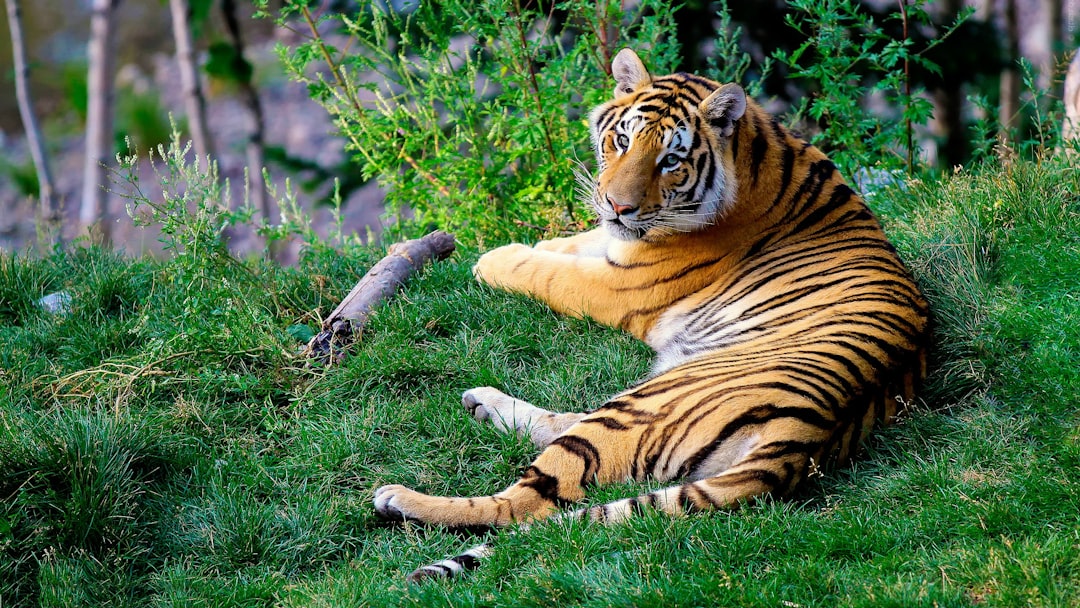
[615,133,630,150]
[661,153,681,168]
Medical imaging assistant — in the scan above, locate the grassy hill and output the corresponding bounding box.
[1,157,1078,606]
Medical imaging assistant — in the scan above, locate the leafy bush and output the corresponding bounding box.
[260,0,684,245]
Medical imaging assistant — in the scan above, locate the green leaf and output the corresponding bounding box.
[287,324,316,343]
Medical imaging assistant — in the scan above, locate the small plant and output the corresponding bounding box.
[1008,57,1062,157]
[115,124,361,267]
[114,129,247,265]
[705,0,774,99]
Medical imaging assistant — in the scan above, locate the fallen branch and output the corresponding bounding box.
[305,230,457,363]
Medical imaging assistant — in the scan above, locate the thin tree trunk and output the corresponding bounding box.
[169,0,214,171]
[221,0,269,227]
[80,0,119,244]
[999,0,1021,140]
[5,0,59,235]
[932,0,965,168]
[1037,0,1063,97]
[1063,49,1080,146]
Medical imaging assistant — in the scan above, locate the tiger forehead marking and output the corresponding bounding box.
[375,48,930,584]
[612,108,692,155]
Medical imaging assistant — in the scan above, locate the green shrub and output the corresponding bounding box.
[259,0,685,245]
[775,0,970,177]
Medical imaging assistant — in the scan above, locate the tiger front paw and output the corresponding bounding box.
[472,244,531,289]
[375,484,440,523]
[462,386,512,423]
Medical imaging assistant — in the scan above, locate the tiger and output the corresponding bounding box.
[373,48,931,581]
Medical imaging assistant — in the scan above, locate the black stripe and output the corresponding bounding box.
[778,159,836,223]
[578,416,629,430]
[695,151,711,194]
[677,402,835,478]
[594,106,620,132]
[452,552,484,571]
[518,466,571,506]
[678,485,698,513]
[721,468,783,491]
[551,435,601,487]
[791,184,855,235]
[730,118,742,164]
[750,130,769,185]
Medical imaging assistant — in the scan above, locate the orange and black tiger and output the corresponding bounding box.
[374,48,930,581]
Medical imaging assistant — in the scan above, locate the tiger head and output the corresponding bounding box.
[588,49,747,241]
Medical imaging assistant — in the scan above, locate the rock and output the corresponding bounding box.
[36,290,73,315]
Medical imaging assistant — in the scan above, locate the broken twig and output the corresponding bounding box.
[304,230,456,363]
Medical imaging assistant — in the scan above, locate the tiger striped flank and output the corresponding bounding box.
[373,48,930,581]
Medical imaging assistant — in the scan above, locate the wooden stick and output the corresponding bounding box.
[305,230,457,362]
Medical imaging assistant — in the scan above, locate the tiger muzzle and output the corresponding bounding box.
[606,194,638,217]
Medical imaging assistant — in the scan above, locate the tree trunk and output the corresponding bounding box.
[169,0,214,171]
[220,0,269,229]
[932,0,966,168]
[80,0,119,244]
[5,0,59,237]
[1063,49,1080,146]
[998,0,1021,141]
[1038,0,1063,96]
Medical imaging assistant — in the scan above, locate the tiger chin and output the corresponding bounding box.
[373,48,930,582]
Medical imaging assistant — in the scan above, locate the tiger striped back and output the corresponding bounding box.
[373,48,930,581]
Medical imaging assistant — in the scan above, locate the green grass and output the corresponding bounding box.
[1,157,1078,606]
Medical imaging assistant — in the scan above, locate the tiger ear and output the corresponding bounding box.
[612,48,651,98]
[701,83,747,138]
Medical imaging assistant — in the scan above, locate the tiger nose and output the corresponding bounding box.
[607,195,637,216]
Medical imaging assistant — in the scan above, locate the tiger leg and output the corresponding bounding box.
[559,428,823,525]
[531,227,610,256]
[374,416,639,527]
[561,461,800,525]
[462,387,586,448]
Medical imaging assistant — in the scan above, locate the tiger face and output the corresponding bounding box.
[588,49,747,241]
